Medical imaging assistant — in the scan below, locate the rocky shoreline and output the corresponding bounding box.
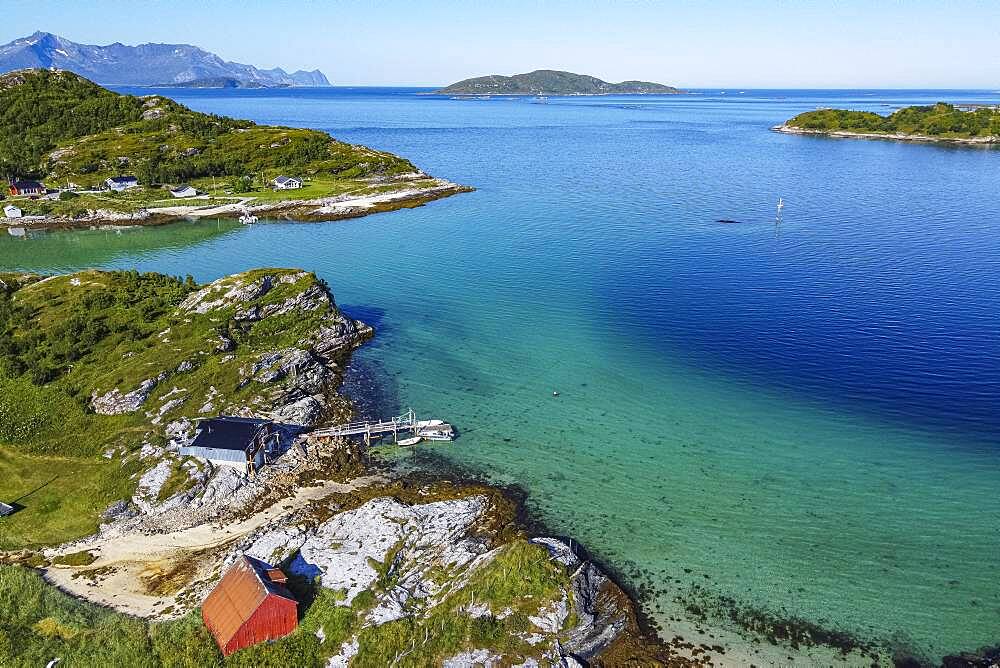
[772,124,1000,146]
[0,267,680,666]
[0,177,473,232]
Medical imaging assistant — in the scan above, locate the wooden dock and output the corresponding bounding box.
[308,409,452,445]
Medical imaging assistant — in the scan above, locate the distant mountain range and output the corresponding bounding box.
[435,69,682,95]
[0,32,330,87]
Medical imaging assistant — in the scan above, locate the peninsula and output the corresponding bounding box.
[434,69,682,96]
[0,268,674,666]
[774,102,1000,145]
[0,69,470,229]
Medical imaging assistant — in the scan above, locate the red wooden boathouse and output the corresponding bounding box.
[202,555,298,656]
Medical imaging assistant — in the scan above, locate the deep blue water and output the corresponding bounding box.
[7,86,1000,661]
[117,86,1000,444]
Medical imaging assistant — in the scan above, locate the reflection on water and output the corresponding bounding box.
[0,219,242,273]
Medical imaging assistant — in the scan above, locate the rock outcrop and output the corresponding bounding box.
[208,494,634,665]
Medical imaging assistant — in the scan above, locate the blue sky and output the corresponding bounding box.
[5,0,1000,88]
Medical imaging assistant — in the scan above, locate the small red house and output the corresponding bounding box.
[9,180,46,197]
[202,555,298,656]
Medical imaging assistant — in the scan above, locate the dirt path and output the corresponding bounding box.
[43,474,383,618]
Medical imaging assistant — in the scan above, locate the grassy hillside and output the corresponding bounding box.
[0,69,415,188]
[0,537,581,667]
[0,268,356,549]
[783,102,1000,139]
[436,69,681,95]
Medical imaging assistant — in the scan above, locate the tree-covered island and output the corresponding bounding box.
[774,102,1000,145]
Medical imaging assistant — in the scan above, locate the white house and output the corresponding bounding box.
[272,176,303,190]
[106,176,139,192]
[170,185,198,198]
[3,205,22,219]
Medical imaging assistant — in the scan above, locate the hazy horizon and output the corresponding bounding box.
[4,0,1000,89]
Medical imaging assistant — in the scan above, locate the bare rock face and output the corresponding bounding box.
[244,496,491,606]
[271,395,324,425]
[178,271,315,315]
[234,282,328,321]
[530,537,631,661]
[443,650,502,667]
[215,498,630,664]
[91,373,165,414]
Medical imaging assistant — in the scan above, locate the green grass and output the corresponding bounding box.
[0,447,140,550]
[2,70,418,194]
[50,550,98,567]
[0,564,220,668]
[190,174,370,203]
[8,189,243,218]
[156,459,201,503]
[352,540,570,667]
[0,529,577,666]
[224,542,573,667]
[0,267,350,550]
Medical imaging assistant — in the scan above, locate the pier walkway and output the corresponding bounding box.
[308,409,452,445]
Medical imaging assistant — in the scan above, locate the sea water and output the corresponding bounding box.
[3,88,998,663]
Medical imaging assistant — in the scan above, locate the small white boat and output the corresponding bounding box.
[239,213,257,225]
[418,429,454,442]
[416,422,455,441]
[398,436,422,447]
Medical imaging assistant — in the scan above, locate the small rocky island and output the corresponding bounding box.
[435,69,682,96]
[774,102,1000,145]
[0,268,678,666]
[0,69,470,230]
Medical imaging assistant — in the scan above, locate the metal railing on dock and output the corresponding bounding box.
[308,409,454,445]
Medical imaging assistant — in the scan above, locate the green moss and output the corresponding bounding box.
[50,550,98,567]
[156,459,200,503]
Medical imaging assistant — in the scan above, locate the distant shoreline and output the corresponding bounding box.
[772,123,1000,146]
[426,91,687,97]
[1,178,472,232]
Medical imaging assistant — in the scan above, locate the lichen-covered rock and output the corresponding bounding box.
[131,460,173,513]
[101,499,138,523]
[271,395,324,426]
[244,495,490,606]
[178,271,317,316]
[529,592,569,633]
[443,650,501,668]
[91,373,165,414]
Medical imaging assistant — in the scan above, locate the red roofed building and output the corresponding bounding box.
[202,555,298,656]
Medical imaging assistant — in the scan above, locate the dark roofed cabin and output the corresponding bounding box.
[202,555,298,656]
[178,416,275,475]
[9,180,45,197]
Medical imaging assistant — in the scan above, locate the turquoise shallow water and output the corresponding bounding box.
[3,88,999,661]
